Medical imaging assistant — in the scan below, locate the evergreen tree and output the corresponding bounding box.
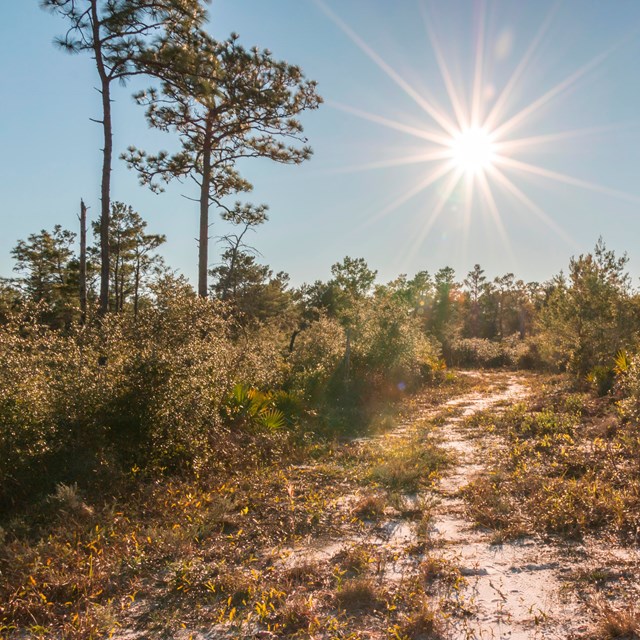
[11,226,79,325]
[41,0,206,315]
[91,202,166,313]
[463,264,486,337]
[537,239,636,374]
[213,202,269,302]
[123,27,321,296]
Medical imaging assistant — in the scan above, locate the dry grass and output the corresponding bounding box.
[393,600,444,639]
[0,375,475,638]
[351,493,387,520]
[368,439,449,492]
[334,577,387,613]
[333,544,373,576]
[461,377,640,541]
[591,601,640,639]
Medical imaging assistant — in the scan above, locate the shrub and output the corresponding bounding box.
[448,334,534,369]
[0,290,293,509]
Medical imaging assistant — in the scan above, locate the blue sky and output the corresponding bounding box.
[3,1,640,286]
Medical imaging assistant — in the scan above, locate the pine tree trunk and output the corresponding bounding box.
[91,1,112,316]
[134,257,141,320]
[79,199,87,324]
[99,78,112,316]
[198,119,213,298]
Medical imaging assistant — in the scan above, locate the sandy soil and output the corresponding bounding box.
[430,372,639,639]
[430,374,584,639]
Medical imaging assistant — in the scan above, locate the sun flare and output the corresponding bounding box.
[449,127,496,175]
[317,0,640,260]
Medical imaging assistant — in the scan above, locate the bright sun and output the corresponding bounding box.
[450,127,495,175]
[318,0,640,261]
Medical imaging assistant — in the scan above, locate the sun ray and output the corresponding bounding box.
[492,123,633,155]
[470,0,486,128]
[419,2,469,130]
[325,149,455,175]
[315,0,459,136]
[317,1,639,261]
[491,40,626,141]
[494,155,640,205]
[476,170,515,265]
[329,101,452,147]
[460,172,475,266]
[489,165,577,248]
[483,2,560,132]
[363,161,455,229]
[403,168,464,266]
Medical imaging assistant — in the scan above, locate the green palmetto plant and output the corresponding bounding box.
[226,383,286,431]
[614,349,630,376]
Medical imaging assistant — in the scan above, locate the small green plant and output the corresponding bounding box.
[587,365,616,396]
[225,383,287,431]
[614,349,631,376]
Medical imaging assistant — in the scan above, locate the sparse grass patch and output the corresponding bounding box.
[462,471,528,539]
[590,601,640,639]
[461,375,640,541]
[334,577,387,613]
[352,493,387,520]
[333,544,374,576]
[567,566,618,586]
[418,556,461,589]
[368,440,449,493]
[282,560,325,587]
[275,593,318,634]
[391,600,444,639]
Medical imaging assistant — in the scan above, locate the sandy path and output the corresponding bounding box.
[430,373,587,639]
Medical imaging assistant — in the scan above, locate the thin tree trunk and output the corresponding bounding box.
[113,237,119,313]
[221,241,240,301]
[344,327,351,383]
[99,79,113,315]
[91,0,112,316]
[134,255,141,319]
[198,118,213,298]
[79,199,87,324]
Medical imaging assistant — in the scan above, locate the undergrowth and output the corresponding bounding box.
[463,376,640,541]
[0,373,464,638]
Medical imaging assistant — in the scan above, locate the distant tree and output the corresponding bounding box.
[431,266,459,344]
[209,201,292,323]
[493,273,515,339]
[330,256,377,300]
[41,0,206,315]
[211,254,292,323]
[91,202,166,314]
[11,226,79,325]
[0,279,22,324]
[537,239,636,374]
[213,202,268,302]
[123,27,322,296]
[463,264,486,337]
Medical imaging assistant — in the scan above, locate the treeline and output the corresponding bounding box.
[3,212,637,378]
[2,208,640,508]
